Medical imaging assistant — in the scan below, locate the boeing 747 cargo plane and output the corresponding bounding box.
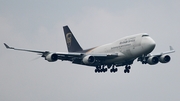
[4,26,175,73]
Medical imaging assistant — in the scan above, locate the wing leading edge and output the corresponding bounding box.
[4,43,44,54]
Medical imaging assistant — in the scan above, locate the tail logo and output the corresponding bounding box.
[66,33,72,48]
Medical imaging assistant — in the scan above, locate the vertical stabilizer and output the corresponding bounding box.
[63,26,83,52]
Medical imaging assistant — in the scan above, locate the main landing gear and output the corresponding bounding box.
[94,65,131,73]
[95,65,108,73]
[110,65,118,73]
[95,65,118,73]
[124,65,131,73]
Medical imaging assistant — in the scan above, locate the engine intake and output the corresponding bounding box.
[82,55,95,65]
[45,53,58,62]
[147,56,159,65]
[159,55,171,63]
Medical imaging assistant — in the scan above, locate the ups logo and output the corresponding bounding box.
[66,33,72,48]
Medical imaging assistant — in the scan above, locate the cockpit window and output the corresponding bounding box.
[142,35,149,37]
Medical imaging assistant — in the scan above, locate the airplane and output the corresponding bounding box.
[4,26,175,73]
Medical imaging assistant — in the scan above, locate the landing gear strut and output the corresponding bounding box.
[138,54,147,64]
[124,65,131,73]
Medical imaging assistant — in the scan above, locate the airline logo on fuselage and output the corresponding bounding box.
[66,33,72,48]
[119,37,135,45]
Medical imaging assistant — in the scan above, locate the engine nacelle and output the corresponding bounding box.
[147,56,159,65]
[82,55,95,65]
[45,53,58,62]
[159,55,171,63]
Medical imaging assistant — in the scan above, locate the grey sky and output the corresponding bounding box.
[0,0,180,101]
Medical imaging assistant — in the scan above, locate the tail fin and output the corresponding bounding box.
[63,26,83,52]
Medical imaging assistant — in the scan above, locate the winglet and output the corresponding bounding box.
[4,43,14,49]
[169,46,175,53]
[3,43,45,54]
[170,46,173,51]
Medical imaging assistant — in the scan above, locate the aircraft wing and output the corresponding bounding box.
[53,52,119,63]
[4,43,119,63]
[138,46,175,64]
[4,43,44,54]
[148,46,175,57]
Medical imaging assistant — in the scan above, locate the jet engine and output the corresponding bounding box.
[159,55,171,63]
[82,55,95,65]
[147,56,159,65]
[45,53,58,62]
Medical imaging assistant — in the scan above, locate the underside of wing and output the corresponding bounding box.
[56,52,122,66]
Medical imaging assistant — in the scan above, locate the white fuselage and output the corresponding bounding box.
[87,33,156,64]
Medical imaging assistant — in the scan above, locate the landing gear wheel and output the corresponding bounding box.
[115,68,118,72]
[105,68,108,72]
[110,68,118,73]
[124,65,131,73]
[124,69,127,73]
[95,69,98,73]
[102,69,106,73]
[98,69,102,73]
[124,69,130,73]
[95,65,108,73]
[127,69,130,73]
[128,66,131,69]
[110,69,113,73]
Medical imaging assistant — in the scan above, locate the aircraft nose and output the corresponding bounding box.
[141,37,156,54]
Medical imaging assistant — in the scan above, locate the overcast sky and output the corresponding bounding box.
[0,0,180,101]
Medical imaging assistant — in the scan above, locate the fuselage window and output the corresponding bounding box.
[142,35,149,37]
